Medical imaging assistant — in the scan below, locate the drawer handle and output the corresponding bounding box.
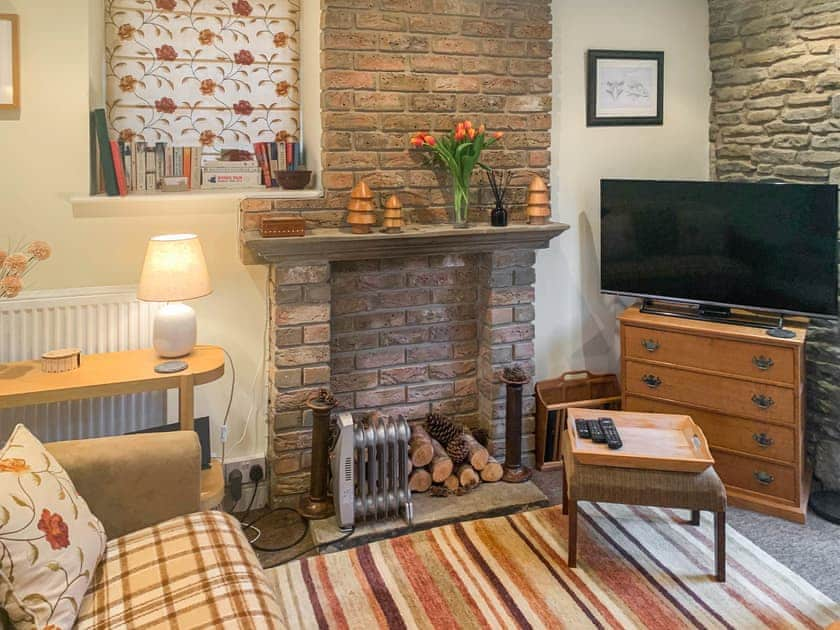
[641,339,660,352]
[642,374,662,389]
[754,471,775,486]
[752,432,774,448]
[752,355,775,371]
[751,394,775,410]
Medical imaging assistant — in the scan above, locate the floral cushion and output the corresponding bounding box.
[0,425,106,629]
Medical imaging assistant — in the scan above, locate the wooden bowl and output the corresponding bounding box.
[275,170,312,190]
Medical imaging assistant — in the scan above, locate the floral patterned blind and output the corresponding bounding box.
[105,0,300,150]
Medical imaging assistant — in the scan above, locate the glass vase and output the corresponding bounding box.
[452,179,470,228]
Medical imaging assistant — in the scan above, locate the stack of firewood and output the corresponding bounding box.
[408,413,503,496]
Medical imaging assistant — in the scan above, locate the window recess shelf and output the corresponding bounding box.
[70,188,324,218]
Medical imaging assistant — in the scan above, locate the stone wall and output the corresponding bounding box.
[708,0,840,488]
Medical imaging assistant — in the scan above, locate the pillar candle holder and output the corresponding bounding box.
[501,366,532,483]
[300,388,338,519]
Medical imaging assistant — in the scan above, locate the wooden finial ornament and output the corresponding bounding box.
[382,194,404,234]
[347,182,376,234]
[526,176,551,225]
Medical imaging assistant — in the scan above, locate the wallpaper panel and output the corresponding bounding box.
[105,0,300,150]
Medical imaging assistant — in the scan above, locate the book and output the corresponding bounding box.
[285,142,294,172]
[89,111,99,195]
[155,142,166,185]
[183,148,191,190]
[92,109,119,196]
[254,143,272,187]
[267,143,279,187]
[121,142,132,192]
[136,142,146,192]
[146,146,158,190]
[190,146,202,189]
[275,141,286,172]
[203,160,262,170]
[201,171,264,188]
[110,141,128,196]
[292,142,301,171]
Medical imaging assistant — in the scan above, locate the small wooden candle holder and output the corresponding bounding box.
[346,182,376,234]
[526,176,551,225]
[382,194,404,234]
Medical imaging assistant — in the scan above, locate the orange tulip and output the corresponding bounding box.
[411,131,427,147]
[464,120,473,130]
[494,131,504,139]
[424,135,436,146]
[456,121,465,131]
[454,128,466,141]
[468,127,476,140]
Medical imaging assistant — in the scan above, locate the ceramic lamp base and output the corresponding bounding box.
[153,303,197,358]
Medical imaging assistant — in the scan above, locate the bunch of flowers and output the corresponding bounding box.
[0,240,51,299]
[411,121,503,226]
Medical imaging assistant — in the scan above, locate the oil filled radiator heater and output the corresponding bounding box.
[331,412,414,530]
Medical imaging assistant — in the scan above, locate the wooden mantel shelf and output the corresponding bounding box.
[241,222,570,264]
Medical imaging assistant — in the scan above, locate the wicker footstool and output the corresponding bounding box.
[561,438,728,581]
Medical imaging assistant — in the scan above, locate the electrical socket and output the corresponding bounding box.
[224,456,266,485]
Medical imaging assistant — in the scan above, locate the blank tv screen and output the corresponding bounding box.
[601,179,839,317]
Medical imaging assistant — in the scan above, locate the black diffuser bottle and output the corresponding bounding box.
[487,169,510,228]
[491,201,508,227]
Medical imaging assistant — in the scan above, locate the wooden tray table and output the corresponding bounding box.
[566,408,714,473]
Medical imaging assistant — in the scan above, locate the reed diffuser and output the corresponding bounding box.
[486,170,511,227]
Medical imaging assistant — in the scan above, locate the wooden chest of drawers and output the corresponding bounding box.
[619,305,809,523]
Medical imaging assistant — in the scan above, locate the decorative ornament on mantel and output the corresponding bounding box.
[411,121,504,229]
[382,194,404,234]
[526,176,551,225]
[346,182,376,234]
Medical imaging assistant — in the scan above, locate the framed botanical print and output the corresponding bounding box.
[587,50,664,126]
[0,14,19,110]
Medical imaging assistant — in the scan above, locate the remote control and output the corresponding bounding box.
[575,418,591,439]
[598,417,623,450]
[588,419,606,443]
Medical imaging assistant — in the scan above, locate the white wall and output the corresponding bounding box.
[538,0,711,379]
[0,0,317,465]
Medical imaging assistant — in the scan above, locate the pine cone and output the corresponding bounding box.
[426,413,463,446]
[446,434,470,465]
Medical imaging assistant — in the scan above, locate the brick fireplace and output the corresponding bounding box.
[247,226,564,502]
[238,0,556,503]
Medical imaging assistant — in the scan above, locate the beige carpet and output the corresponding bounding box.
[269,503,838,629]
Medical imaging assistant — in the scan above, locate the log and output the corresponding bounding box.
[409,425,434,468]
[480,456,503,483]
[408,468,432,493]
[461,433,490,471]
[443,474,460,492]
[456,464,480,490]
[430,439,454,483]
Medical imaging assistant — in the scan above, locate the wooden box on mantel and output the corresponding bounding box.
[260,216,306,238]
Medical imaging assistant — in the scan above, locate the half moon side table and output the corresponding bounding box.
[0,344,226,510]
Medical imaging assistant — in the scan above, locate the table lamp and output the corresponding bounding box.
[137,234,211,358]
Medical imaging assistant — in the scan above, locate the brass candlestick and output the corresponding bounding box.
[501,366,532,483]
[300,389,338,519]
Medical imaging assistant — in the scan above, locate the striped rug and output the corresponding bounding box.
[268,503,839,629]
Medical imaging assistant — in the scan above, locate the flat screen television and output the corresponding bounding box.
[601,179,839,318]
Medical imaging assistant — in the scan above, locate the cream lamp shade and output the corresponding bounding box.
[137,234,211,302]
[137,234,211,358]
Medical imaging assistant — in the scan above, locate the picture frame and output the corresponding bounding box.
[0,14,19,110]
[587,50,663,127]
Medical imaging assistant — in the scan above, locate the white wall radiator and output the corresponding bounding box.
[0,286,166,443]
